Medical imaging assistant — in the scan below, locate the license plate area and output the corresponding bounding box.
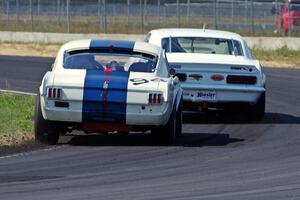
[196,90,217,101]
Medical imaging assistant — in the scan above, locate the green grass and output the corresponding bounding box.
[252,46,300,67]
[0,93,35,137]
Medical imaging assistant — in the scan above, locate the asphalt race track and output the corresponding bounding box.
[0,55,300,200]
[0,55,54,93]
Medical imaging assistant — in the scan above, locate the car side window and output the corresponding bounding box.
[290,2,300,11]
[243,40,253,59]
[233,40,244,56]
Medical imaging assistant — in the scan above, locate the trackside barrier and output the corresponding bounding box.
[0,31,300,50]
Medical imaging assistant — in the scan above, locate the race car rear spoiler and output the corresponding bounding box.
[66,40,157,60]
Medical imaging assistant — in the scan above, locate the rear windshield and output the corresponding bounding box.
[290,2,300,11]
[161,37,244,56]
[64,51,157,73]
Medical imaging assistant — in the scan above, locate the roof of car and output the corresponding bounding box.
[149,28,244,41]
[60,40,161,56]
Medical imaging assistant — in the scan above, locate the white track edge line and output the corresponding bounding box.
[0,89,36,96]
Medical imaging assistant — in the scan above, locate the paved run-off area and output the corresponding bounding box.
[0,55,299,199]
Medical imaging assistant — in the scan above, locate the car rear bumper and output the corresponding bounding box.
[181,84,265,103]
[41,97,172,126]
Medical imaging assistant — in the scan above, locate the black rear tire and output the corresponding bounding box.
[175,98,183,137]
[247,92,265,121]
[151,107,176,145]
[34,94,59,145]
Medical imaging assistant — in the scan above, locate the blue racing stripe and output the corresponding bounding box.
[82,69,129,123]
[90,40,135,52]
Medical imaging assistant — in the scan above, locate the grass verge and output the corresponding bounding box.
[0,42,60,57]
[0,92,35,146]
[252,46,300,68]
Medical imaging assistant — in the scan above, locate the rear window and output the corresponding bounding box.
[161,37,244,56]
[64,51,157,73]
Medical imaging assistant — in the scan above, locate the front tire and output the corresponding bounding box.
[34,94,59,145]
[151,107,176,145]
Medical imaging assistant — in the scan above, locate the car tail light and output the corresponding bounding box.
[53,88,57,98]
[227,75,257,85]
[211,74,224,81]
[47,87,61,99]
[149,93,163,104]
[48,88,52,98]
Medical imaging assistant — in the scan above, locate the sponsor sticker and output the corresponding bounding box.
[196,90,217,101]
[130,78,149,85]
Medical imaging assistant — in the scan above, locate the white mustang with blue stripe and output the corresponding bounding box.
[35,40,183,145]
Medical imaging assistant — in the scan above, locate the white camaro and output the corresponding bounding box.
[35,40,183,145]
[146,28,266,120]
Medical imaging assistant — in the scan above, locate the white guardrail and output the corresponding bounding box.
[0,31,300,50]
